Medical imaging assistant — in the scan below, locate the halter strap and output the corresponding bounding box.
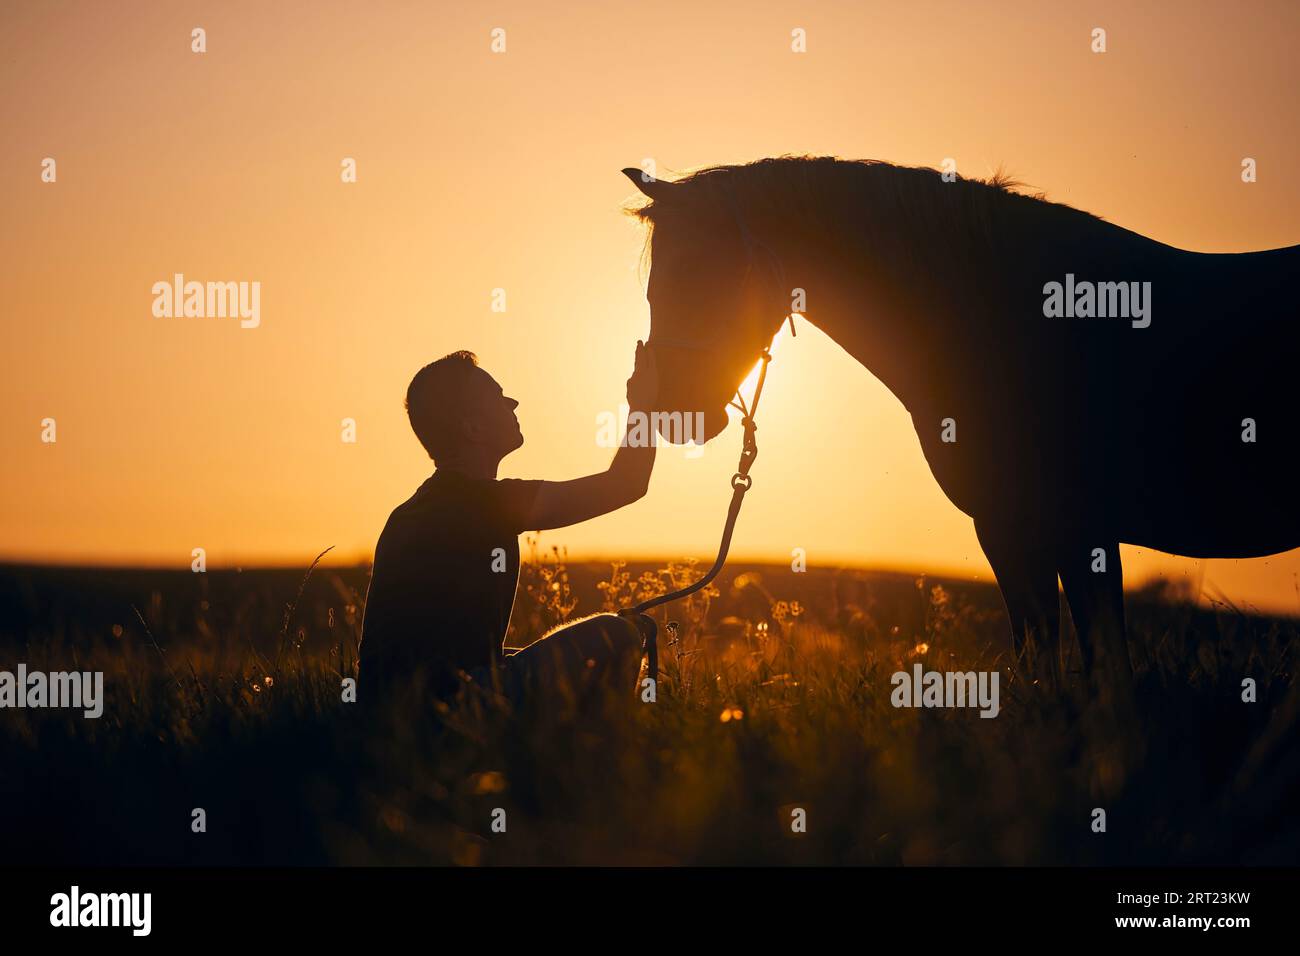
[724,183,797,339]
[649,186,796,356]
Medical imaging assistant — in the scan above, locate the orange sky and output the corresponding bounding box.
[3,1,1299,612]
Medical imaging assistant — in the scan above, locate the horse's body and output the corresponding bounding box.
[625,157,1300,682]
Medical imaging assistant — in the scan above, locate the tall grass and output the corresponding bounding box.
[1,552,1297,865]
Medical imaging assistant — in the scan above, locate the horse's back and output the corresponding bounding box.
[920,238,1300,557]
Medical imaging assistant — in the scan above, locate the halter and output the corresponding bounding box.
[646,186,797,353]
[619,185,795,685]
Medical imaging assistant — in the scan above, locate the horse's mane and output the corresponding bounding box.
[626,155,1101,269]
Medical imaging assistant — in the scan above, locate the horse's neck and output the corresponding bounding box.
[766,225,941,415]
[761,199,1154,416]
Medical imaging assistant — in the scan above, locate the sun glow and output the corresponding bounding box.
[728,320,793,420]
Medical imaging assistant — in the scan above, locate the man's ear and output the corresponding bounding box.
[622,167,676,202]
[457,416,482,445]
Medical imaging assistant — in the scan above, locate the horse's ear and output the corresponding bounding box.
[622,167,675,202]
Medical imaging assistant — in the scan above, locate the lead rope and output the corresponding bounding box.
[618,342,779,689]
[619,181,794,689]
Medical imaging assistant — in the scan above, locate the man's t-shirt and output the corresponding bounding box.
[358,470,541,698]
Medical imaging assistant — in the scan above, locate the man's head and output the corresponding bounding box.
[406,351,523,465]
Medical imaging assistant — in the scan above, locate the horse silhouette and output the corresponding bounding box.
[623,157,1299,692]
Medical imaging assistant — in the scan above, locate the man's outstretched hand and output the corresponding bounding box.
[626,339,658,411]
[524,339,659,532]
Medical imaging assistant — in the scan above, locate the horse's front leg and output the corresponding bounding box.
[1056,537,1141,782]
[1056,539,1134,698]
[974,516,1062,679]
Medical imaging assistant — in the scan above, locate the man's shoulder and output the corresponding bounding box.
[428,471,542,516]
[381,472,540,534]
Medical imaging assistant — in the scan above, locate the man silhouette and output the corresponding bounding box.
[357,343,657,712]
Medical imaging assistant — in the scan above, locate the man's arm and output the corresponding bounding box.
[525,341,657,531]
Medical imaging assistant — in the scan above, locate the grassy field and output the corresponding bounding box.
[2,542,1298,866]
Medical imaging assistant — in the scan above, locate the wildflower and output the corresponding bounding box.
[471,771,508,794]
[380,806,408,833]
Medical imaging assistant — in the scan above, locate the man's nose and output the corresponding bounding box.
[506,397,519,410]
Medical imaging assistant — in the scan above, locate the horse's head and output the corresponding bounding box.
[624,167,791,444]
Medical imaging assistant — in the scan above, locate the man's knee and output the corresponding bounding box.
[563,613,641,656]
[509,613,643,687]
